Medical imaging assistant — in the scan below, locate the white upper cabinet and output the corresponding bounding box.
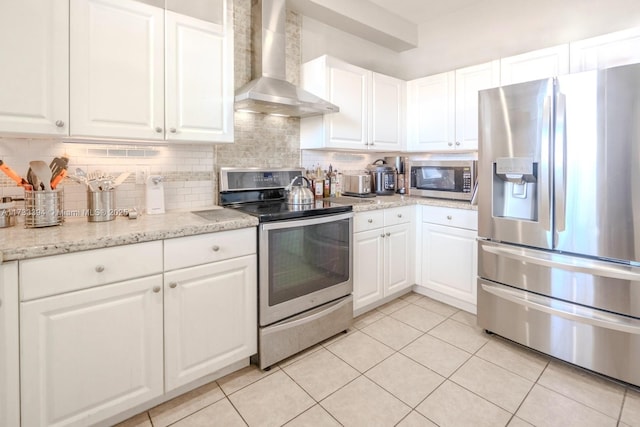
[370,72,405,150]
[500,44,569,85]
[70,0,233,143]
[301,55,404,151]
[165,9,233,143]
[70,0,165,140]
[407,60,499,152]
[570,27,640,73]
[0,0,69,136]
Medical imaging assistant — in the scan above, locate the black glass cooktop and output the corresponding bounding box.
[227,200,352,222]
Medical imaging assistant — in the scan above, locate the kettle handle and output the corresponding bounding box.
[373,159,386,165]
[288,175,311,188]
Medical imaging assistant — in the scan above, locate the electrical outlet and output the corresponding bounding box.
[136,167,149,184]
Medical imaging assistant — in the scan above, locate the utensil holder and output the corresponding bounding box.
[24,189,64,228]
[87,189,115,222]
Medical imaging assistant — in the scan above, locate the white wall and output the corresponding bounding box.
[302,0,640,80]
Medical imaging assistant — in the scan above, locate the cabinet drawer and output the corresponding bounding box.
[354,210,384,233]
[384,206,413,226]
[20,241,163,301]
[422,205,478,230]
[164,227,256,271]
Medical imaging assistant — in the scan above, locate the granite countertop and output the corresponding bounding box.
[332,194,477,212]
[0,207,258,263]
[0,196,475,262]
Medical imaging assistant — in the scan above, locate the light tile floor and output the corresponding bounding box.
[118,292,640,427]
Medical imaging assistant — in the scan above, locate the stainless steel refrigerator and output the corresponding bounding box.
[477,63,640,387]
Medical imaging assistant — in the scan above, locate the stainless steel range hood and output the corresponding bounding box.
[234,0,339,118]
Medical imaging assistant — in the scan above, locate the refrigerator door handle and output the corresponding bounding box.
[539,95,553,233]
[481,243,640,281]
[481,281,640,335]
[555,91,567,233]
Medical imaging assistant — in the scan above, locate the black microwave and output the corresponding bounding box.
[409,160,477,201]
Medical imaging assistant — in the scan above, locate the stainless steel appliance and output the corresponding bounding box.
[409,160,476,201]
[366,159,396,195]
[477,63,640,387]
[219,167,354,370]
[234,0,339,117]
[342,173,371,196]
[385,156,407,194]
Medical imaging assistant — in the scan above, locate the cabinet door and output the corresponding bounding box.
[0,262,19,427]
[0,0,68,136]
[70,0,165,140]
[406,71,455,151]
[165,10,234,143]
[384,223,413,295]
[164,255,257,391]
[326,61,369,149]
[570,27,640,73]
[421,223,477,307]
[21,275,164,427]
[370,72,404,150]
[353,229,384,311]
[454,61,500,151]
[500,44,569,85]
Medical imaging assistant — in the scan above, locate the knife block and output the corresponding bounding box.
[145,175,165,215]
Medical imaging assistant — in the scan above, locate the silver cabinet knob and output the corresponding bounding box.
[169,282,177,289]
[155,127,163,133]
[447,215,452,220]
[368,218,373,223]
[386,232,391,236]
[448,142,453,146]
[455,141,461,146]
[95,265,105,273]
[212,245,220,252]
[397,213,402,218]
[169,128,177,133]
[153,286,161,293]
[380,234,385,238]
[55,120,65,128]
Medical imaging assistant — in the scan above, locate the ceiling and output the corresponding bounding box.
[366,0,484,25]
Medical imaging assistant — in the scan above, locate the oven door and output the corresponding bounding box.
[259,212,353,326]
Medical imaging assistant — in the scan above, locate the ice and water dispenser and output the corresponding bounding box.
[492,157,538,221]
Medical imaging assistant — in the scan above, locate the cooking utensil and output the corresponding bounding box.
[112,172,130,188]
[0,160,31,189]
[49,156,69,187]
[51,168,67,189]
[286,176,314,205]
[30,160,53,191]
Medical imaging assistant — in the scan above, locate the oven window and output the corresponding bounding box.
[416,167,457,191]
[267,218,350,306]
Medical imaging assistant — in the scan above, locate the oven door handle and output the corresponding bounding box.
[480,281,640,335]
[261,212,353,231]
[268,297,351,333]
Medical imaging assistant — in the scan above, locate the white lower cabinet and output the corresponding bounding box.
[353,207,414,314]
[17,228,258,427]
[1,262,19,427]
[419,206,478,313]
[164,254,257,391]
[20,275,164,427]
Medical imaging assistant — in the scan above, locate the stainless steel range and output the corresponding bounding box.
[220,167,354,369]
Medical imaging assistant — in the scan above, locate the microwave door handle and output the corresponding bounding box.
[555,91,567,233]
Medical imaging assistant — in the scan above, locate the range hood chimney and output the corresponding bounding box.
[234,0,339,117]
